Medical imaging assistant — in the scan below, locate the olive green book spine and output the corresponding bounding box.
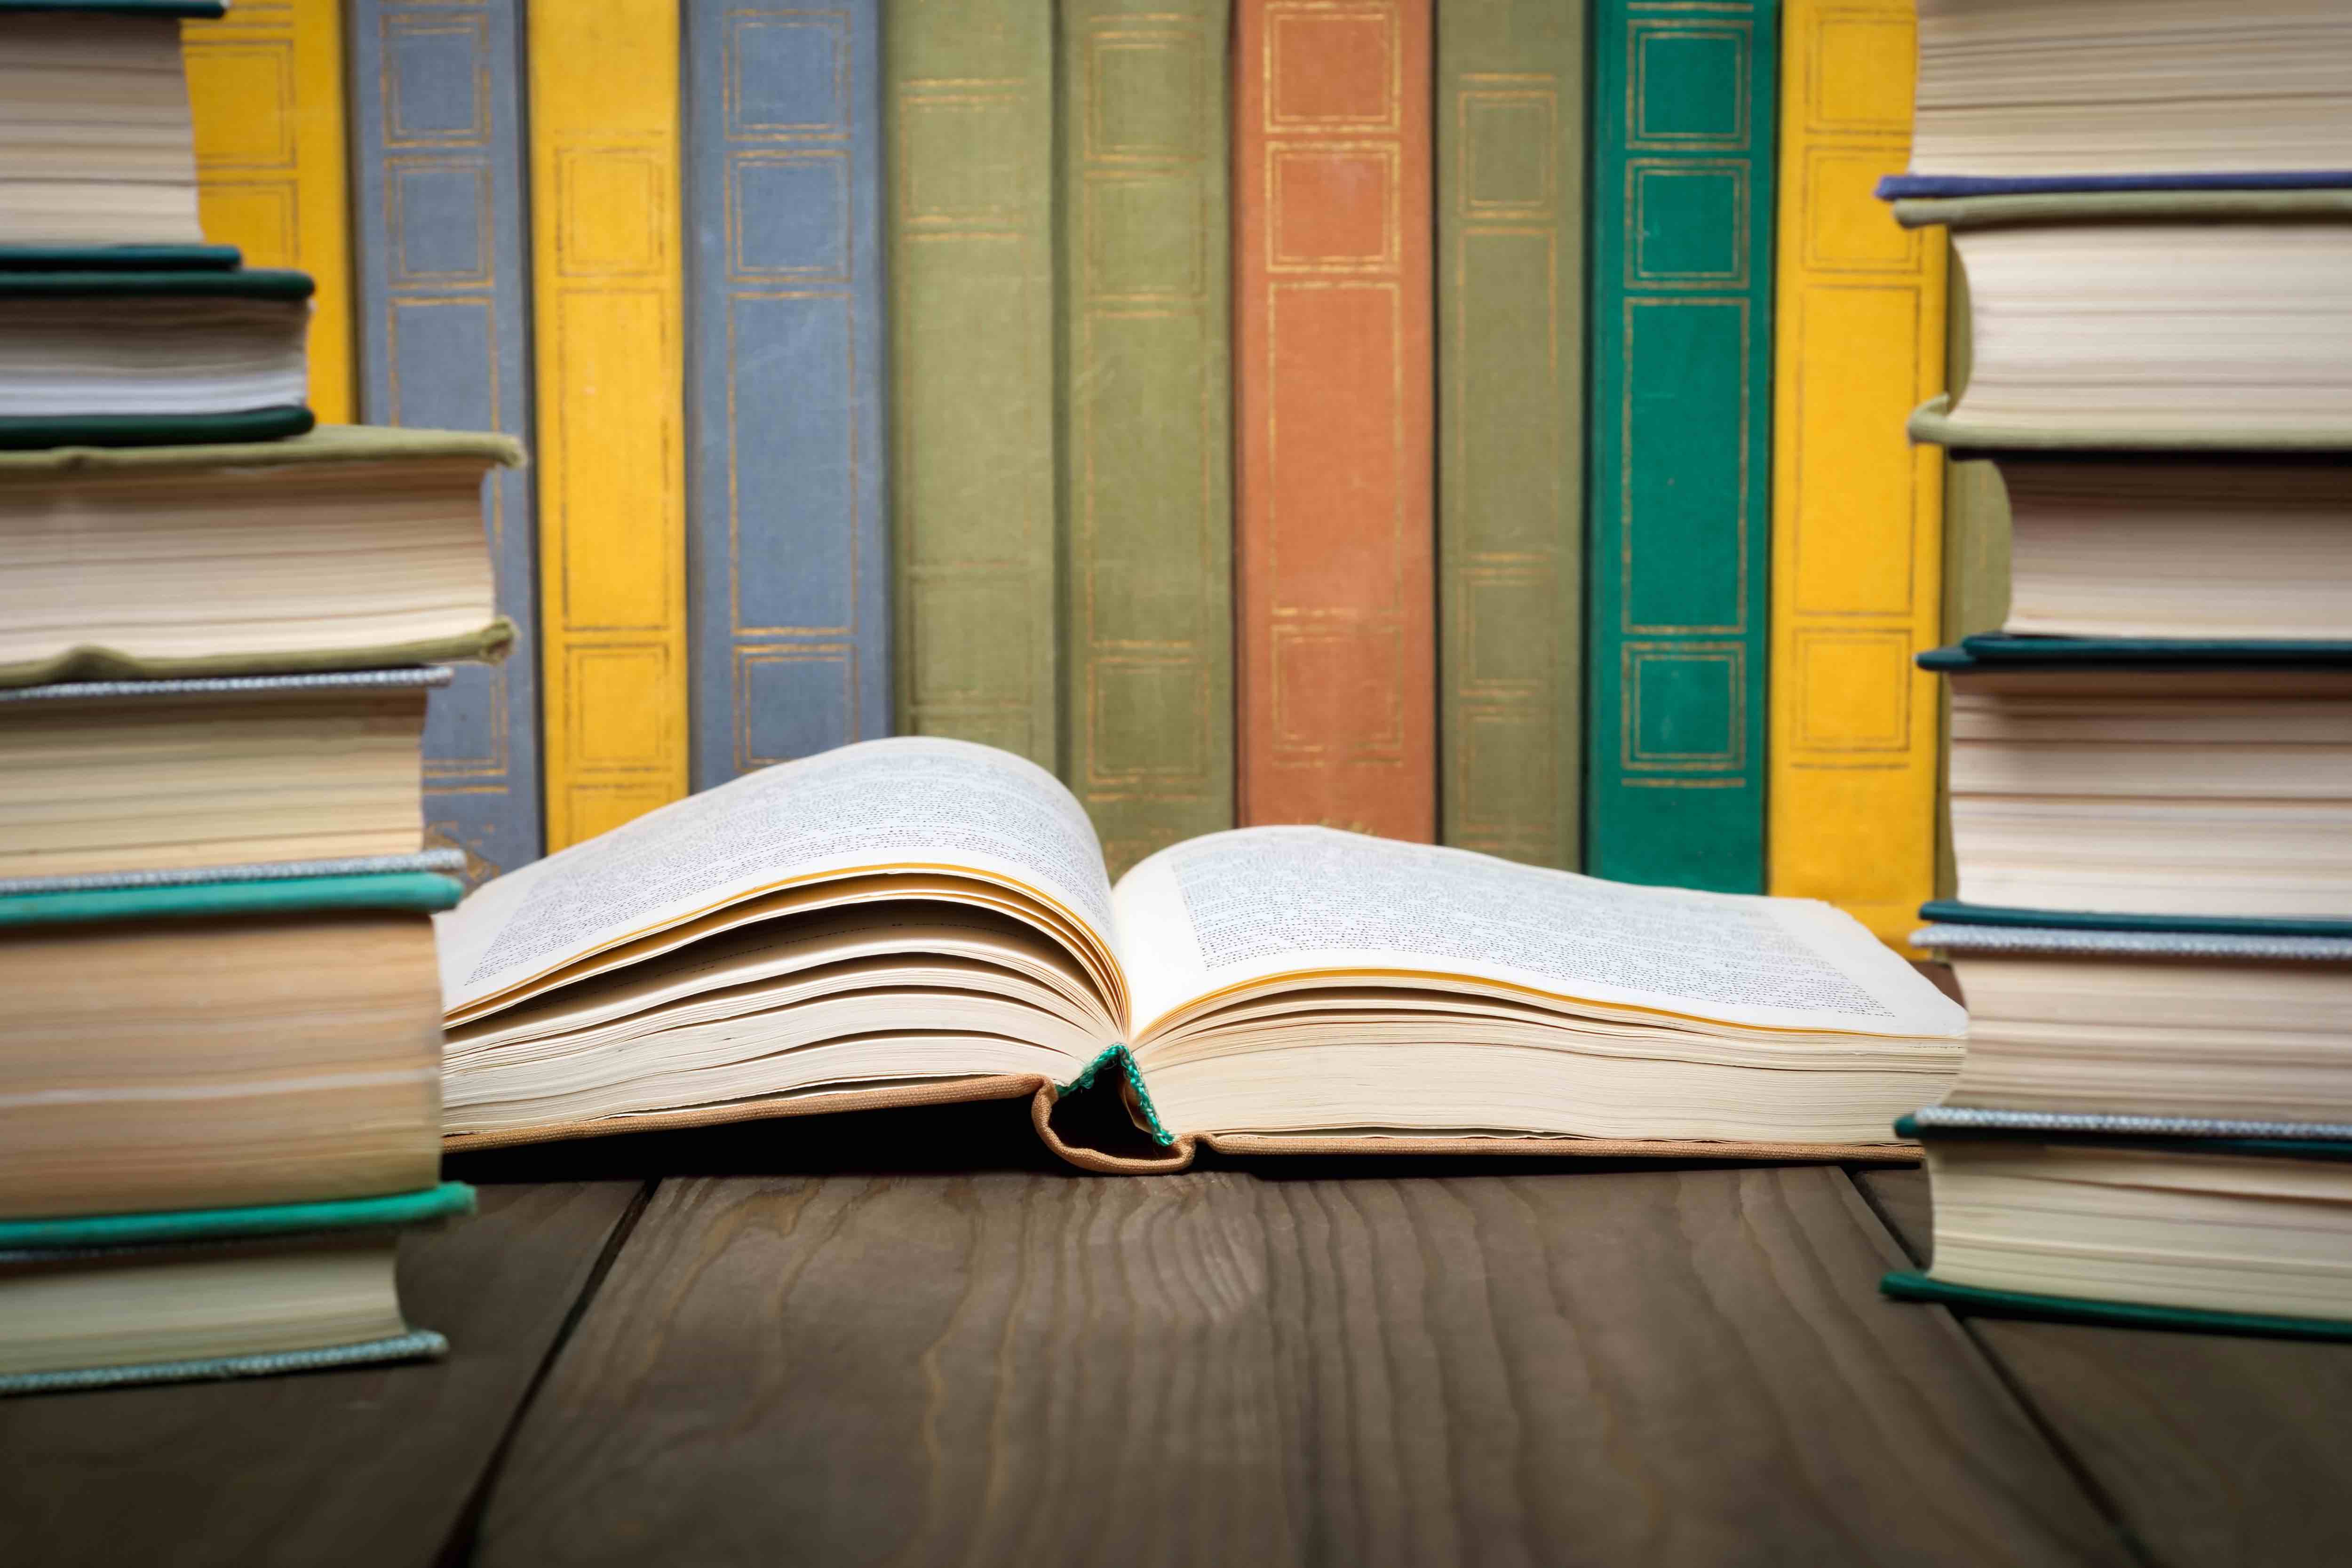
[887,0,1057,769]
[1933,262,2010,899]
[1057,0,1233,876]
[1436,0,1587,870]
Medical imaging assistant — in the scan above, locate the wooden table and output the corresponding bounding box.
[8,1095,2350,1567]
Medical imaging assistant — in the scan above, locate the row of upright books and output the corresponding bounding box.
[0,2,519,1392]
[1875,1,2352,1336]
[33,0,2309,950]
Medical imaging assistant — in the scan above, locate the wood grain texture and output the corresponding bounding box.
[0,1183,638,1568]
[479,1167,2124,1567]
[1234,0,1437,841]
[1859,1166,2352,1568]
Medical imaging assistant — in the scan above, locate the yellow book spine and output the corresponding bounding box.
[1767,0,1947,947]
[181,0,355,422]
[528,0,688,849]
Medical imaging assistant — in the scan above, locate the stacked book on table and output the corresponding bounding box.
[0,1,517,1394]
[1879,0,2352,1338]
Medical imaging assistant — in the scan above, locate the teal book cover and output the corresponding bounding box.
[0,1185,472,1397]
[1881,1273,2352,1343]
[1923,633,2352,671]
[1587,0,1778,892]
[0,869,463,930]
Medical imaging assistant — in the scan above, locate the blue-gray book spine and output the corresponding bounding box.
[684,0,890,789]
[349,0,542,885]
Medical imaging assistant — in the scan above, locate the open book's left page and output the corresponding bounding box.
[438,739,1122,1024]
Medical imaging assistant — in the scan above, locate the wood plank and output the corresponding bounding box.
[1,1182,640,1568]
[478,1167,2127,1567]
[1857,1167,2352,1567]
[1852,1164,1934,1262]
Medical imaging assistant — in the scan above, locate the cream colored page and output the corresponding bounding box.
[438,738,1115,1012]
[1113,828,1967,1040]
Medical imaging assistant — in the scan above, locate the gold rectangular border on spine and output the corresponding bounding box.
[1437,0,1586,868]
[182,0,356,421]
[528,0,689,849]
[1765,0,1946,945]
[1235,0,1437,841]
[1062,0,1235,876]
[887,0,1057,769]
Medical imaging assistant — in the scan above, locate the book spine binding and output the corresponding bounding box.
[686,0,890,790]
[1234,0,1437,840]
[886,0,1058,769]
[1587,0,1778,891]
[1765,0,1946,942]
[1059,0,1236,876]
[1932,262,2009,900]
[350,0,544,884]
[529,0,690,849]
[1436,0,1587,869]
[181,0,355,420]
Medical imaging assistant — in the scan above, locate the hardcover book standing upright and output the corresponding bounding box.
[350,0,542,885]
[527,0,689,850]
[1765,0,1946,944]
[1435,0,1587,870]
[1234,0,1436,842]
[181,0,356,422]
[886,0,1057,769]
[686,0,889,793]
[1587,0,1777,892]
[1059,0,1235,876]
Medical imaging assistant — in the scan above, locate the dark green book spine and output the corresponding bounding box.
[1057,0,1234,876]
[1437,0,1588,870]
[1586,0,1777,891]
[886,0,1057,768]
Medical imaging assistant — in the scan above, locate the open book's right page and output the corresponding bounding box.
[1114,827,1964,1044]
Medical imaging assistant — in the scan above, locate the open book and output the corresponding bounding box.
[437,740,1965,1170]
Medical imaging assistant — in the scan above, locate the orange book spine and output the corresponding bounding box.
[1234,0,1436,839]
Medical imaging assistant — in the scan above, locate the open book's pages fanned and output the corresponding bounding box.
[1883,1125,2352,1340]
[1894,0,2352,185]
[0,426,519,688]
[0,667,452,881]
[0,1183,471,1396]
[437,738,1966,1170]
[0,869,459,1219]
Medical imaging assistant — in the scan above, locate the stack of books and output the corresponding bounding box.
[0,2,517,1394]
[1877,0,2352,1338]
